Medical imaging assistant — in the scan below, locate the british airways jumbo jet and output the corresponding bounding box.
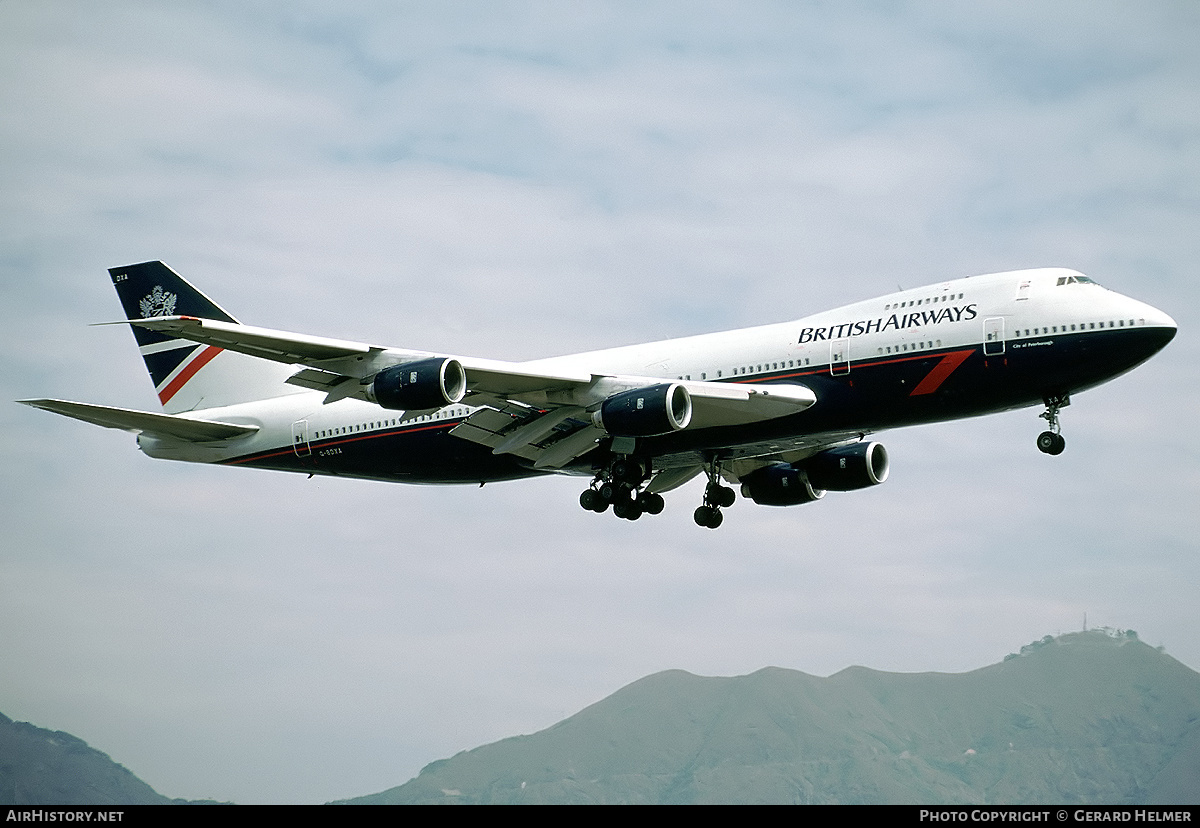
[20,262,1175,528]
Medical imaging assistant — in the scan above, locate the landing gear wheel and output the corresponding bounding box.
[693,505,723,529]
[614,499,643,520]
[641,492,665,515]
[1037,431,1065,455]
[706,483,736,508]
[1037,394,1070,456]
[611,457,645,485]
[579,489,609,512]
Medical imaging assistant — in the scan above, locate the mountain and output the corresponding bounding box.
[336,630,1200,805]
[0,712,173,805]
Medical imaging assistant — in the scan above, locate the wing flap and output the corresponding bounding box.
[531,425,605,469]
[18,399,258,442]
[491,406,585,456]
[450,405,545,461]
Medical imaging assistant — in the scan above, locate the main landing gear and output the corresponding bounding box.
[1037,394,1070,455]
[579,456,665,521]
[693,458,736,529]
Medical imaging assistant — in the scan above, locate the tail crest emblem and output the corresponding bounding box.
[139,286,178,318]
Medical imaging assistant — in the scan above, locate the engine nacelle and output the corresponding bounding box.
[367,358,466,411]
[592,383,692,437]
[738,442,888,506]
[804,442,889,491]
[740,463,825,507]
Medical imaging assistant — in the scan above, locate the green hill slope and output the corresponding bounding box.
[0,713,171,805]
[338,631,1200,805]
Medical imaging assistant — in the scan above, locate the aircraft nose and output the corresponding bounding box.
[1144,303,1177,342]
[1157,310,1177,335]
[1130,301,1177,359]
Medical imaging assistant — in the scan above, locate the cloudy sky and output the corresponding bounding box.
[2,0,1197,805]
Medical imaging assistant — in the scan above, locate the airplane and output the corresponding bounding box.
[20,261,1176,529]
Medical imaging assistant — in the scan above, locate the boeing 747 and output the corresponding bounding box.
[20,262,1176,528]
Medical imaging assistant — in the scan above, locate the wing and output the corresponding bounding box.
[120,315,817,470]
[18,399,258,442]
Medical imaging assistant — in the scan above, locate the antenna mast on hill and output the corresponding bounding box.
[1083,612,1087,632]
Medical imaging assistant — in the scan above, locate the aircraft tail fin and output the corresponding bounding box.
[108,261,302,413]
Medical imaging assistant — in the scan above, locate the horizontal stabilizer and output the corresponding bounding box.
[17,399,258,442]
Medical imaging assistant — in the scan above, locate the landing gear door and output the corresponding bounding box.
[983,317,1005,356]
[292,419,312,457]
[830,339,850,376]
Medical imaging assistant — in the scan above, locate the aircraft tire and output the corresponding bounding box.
[580,489,609,512]
[694,505,723,529]
[641,492,665,515]
[614,500,642,520]
[1037,431,1066,455]
[612,458,644,485]
[715,485,736,508]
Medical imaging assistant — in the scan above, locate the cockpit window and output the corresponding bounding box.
[1056,275,1099,286]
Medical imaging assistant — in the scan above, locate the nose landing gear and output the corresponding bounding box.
[1037,394,1070,455]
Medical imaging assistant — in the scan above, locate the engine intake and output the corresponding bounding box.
[367,358,466,411]
[593,383,692,437]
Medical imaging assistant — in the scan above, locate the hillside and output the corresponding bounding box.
[337,630,1200,805]
[0,712,172,805]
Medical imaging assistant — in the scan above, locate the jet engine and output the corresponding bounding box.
[367,358,467,411]
[740,442,889,506]
[739,464,825,507]
[592,383,692,437]
[805,442,889,491]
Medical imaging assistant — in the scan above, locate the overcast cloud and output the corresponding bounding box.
[2,1,1197,805]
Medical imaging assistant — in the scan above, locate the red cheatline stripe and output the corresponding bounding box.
[158,345,223,405]
[909,349,974,396]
